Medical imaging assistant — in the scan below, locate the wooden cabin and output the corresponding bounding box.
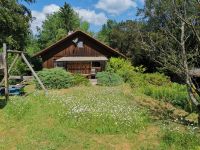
[34,30,125,78]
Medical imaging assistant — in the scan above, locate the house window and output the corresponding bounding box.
[56,62,65,68]
[92,62,101,67]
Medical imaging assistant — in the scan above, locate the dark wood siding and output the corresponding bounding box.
[40,34,109,74]
[66,62,91,74]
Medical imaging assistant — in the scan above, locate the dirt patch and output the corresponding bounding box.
[133,125,160,149]
[92,134,132,150]
[115,143,131,150]
[91,125,161,150]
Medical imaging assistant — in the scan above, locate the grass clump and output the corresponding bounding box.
[160,126,200,150]
[4,97,31,120]
[128,72,190,111]
[143,83,189,110]
[72,73,90,86]
[96,71,123,86]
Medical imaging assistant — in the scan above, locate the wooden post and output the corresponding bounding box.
[3,43,9,101]
[21,53,47,93]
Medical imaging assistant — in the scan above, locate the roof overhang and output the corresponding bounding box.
[56,56,108,62]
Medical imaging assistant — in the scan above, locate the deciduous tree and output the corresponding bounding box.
[0,0,34,50]
[139,0,200,124]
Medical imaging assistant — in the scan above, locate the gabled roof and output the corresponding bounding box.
[33,30,126,58]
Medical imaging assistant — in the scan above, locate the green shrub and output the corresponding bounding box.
[96,71,123,86]
[128,72,170,88]
[36,68,74,89]
[143,73,171,86]
[106,57,143,82]
[72,73,90,86]
[128,72,146,88]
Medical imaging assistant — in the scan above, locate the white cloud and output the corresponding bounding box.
[139,0,145,4]
[31,4,108,34]
[95,0,137,15]
[31,4,60,34]
[43,4,60,14]
[74,8,108,26]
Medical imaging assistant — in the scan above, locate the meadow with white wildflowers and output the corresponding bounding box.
[0,84,200,149]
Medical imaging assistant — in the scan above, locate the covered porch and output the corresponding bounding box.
[54,56,108,78]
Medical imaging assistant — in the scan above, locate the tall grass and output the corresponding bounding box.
[160,126,200,150]
[143,83,189,111]
[129,72,191,111]
[3,85,149,135]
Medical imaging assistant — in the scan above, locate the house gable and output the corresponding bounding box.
[34,30,125,69]
[34,31,125,58]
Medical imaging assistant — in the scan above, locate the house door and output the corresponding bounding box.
[66,62,91,74]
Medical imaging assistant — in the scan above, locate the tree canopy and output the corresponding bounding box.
[0,0,34,50]
[37,2,91,49]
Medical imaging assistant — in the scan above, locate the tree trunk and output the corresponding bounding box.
[181,21,200,126]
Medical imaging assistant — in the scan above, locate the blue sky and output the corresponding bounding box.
[24,0,145,34]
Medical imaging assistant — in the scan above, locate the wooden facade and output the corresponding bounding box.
[34,30,125,77]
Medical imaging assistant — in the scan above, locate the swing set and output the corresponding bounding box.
[0,43,47,101]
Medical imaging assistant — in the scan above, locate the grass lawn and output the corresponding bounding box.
[0,84,200,150]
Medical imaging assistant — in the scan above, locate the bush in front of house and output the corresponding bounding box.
[106,57,145,82]
[106,58,135,82]
[72,73,91,86]
[96,71,123,86]
[36,68,74,89]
